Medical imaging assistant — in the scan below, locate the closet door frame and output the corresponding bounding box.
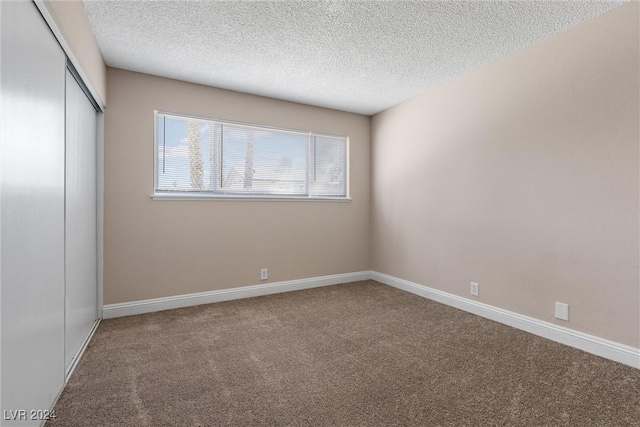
[64,63,100,378]
[34,0,106,324]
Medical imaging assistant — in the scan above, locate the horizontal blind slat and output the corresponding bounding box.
[155,112,347,198]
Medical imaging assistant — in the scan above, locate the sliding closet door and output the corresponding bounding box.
[65,69,98,372]
[1,0,66,421]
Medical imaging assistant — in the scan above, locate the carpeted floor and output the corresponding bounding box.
[48,280,639,426]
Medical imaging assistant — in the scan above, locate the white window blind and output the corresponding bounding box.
[155,112,348,198]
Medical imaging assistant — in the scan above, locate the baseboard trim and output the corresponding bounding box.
[102,271,371,319]
[371,271,640,369]
[102,270,639,368]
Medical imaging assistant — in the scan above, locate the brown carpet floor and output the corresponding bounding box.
[48,280,640,426]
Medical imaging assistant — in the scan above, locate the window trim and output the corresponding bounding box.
[152,110,350,201]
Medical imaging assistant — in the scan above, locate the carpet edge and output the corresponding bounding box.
[102,271,371,319]
[372,271,640,369]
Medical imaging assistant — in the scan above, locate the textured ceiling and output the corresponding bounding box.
[83,0,625,115]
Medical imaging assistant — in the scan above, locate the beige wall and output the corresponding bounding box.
[104,68,370,304]
[44,0,107,106]
[371,3,639,347]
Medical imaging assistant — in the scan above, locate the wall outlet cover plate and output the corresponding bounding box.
[555,302,569,321]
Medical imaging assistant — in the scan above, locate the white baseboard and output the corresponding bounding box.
[102,270,639,369]
[102,271,371,319]
[371,271,640,369]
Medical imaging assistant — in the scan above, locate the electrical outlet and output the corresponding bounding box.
[260,268,268,281]
[470,282,479,297]
[555,302,569,321]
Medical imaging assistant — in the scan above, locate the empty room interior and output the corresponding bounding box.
[1,0,639,425]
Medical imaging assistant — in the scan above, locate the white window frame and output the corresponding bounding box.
[152,111,350,201]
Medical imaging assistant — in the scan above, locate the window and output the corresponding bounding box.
[154,112,349,200]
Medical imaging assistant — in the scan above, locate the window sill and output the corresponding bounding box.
[151,193,352,202]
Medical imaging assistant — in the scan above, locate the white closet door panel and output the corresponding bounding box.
[65,70,98,370]
[1,0,66,422]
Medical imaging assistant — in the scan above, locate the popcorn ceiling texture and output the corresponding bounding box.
[83,0,625,115]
